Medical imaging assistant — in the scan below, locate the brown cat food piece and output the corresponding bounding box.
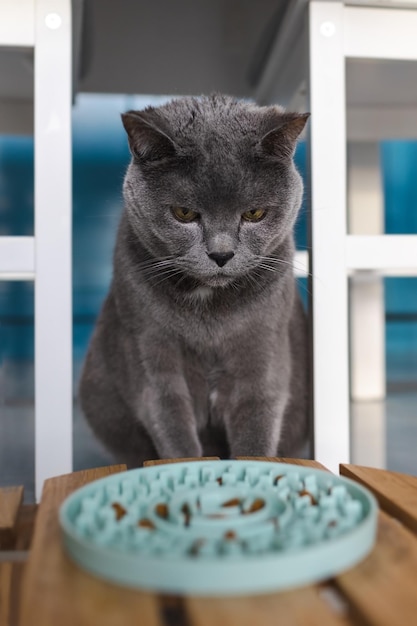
[189,539,205,556]
[243,498,265,514]
[112,502,127,521]
[299,490,318,505]
[224,530,237,540]
[155,503,169,519]
[222,498,241,508]
[216,477,223,486]
[181,503,192,527]
[138,518,155,530]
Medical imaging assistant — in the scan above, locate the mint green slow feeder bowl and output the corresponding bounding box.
[59,460,377,595]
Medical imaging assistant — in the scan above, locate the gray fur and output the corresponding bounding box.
[79,94,310,467]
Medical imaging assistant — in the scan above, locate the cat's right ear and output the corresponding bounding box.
[121,111,178,163]
[259,112,310,161]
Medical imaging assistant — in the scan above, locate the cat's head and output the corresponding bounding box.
[121,95,308,288]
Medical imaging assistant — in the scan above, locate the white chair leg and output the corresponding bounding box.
[348,142,385,401]
[351,401,386,469]
[309,2,350,472]
[350,277,386,400]
[34,0,72,499]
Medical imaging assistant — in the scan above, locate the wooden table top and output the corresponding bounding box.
[3,457,417,626]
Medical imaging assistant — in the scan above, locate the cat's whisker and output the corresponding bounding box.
[258,263,286,275]
[140,262,176,276]
[150,269,185,288]
[136,256,176,270]
[147,267,181,280]
[139,259,172,269]
[257,256,315,280]
[133,264,176,280]
[127,258,178,280]
[244,271,260,290]
[257,256,298,267]
[174,274,190,291]
[230,279,240,293]
[296,280,313,298]
[258,264,280,273]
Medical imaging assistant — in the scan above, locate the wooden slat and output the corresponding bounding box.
[186,583,353,626]
[0,563,12,626]
[19,465,161,626]
[236,457,330,471]
[340,464,417,534]
[0,561,25,626]
[13,505,37,552]
[335,511,417,626]
[144,457,220,467]
[0,497,33,626]
[0,487,24,549]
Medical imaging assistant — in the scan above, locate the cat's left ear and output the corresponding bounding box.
[121,110,178,163]
[260,112,310,161]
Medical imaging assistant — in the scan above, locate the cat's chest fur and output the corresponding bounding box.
[130,283,290,426]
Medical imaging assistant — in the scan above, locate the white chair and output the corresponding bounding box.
[0,0,73,499]
[254,0,417,472]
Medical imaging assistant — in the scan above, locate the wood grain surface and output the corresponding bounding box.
[0,486,26,626]
[340,464,417,535]
[0,562,12,626]
[18,465,161,626]
[336,510,417,626]
[236,456,330,471]
[0,562,25,626]
[186,586,353,626]
[0,488,24,550]
[0,504,37,626]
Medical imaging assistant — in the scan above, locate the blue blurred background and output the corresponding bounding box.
[1,93,416,389]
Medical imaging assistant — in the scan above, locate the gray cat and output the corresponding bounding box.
[79,94,310,467]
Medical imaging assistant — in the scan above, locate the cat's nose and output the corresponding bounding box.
[207,251,235,267]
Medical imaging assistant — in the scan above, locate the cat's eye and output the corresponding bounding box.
[172,207,199,222]
[242,209,266,222]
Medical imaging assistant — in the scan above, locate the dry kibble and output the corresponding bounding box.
[155,503,169,519]
[216,477,223,486]
[243,498,265,514]
[222,498,241,508]
[299,490,318,505]
[138,518,155,530]
[181,503,192,527]
[224,530,237,541]
[112,502,127,521]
